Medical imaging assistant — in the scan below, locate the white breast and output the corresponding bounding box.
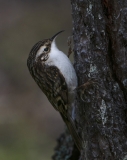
[45,40,77,91]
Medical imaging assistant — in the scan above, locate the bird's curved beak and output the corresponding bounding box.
[51,30,64,41]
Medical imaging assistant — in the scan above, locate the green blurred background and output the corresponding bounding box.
[0,0,72,159]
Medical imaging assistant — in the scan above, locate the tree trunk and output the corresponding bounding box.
[53,0,127,160]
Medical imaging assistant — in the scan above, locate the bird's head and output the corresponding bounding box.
[27,30,64,66]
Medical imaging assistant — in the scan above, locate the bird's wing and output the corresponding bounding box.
[42,65,68,115]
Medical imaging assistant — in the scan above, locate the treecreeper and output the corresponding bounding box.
[27,31,82,151]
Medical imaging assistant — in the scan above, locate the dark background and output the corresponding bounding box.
[0,0,72,159]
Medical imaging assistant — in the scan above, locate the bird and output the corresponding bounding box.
[27,30,82,151]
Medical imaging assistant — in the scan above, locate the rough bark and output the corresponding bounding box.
[53,0,127,160]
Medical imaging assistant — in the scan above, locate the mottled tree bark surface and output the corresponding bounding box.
[53,1,127,160]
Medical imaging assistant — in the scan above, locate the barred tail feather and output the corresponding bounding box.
[60,113,82,151]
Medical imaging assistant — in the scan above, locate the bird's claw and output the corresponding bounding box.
[76,78,99,103]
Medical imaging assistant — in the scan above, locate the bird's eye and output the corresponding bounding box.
[44,47,49,52]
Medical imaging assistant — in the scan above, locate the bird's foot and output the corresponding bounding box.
[67,36,73,58]
[76,78,99,103]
